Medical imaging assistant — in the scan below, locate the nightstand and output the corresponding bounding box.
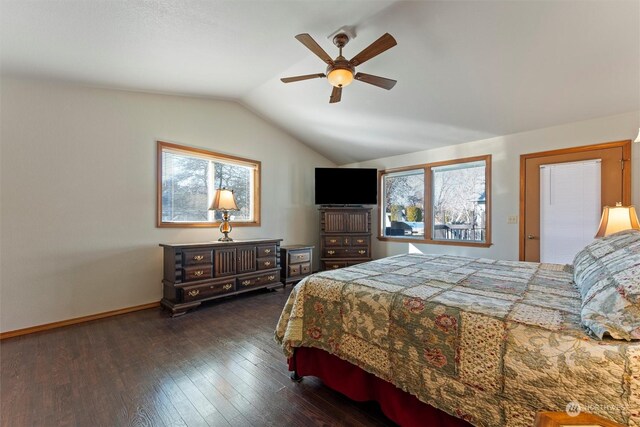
[281,245,314,286]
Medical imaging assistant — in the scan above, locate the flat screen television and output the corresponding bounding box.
[315,168,378,205]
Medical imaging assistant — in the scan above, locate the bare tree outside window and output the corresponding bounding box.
[157,141,260,227]
[378,155,491,246]
[432,161,486,242]
[162,152,210,222]
[213,162,252,221]
[382,170,425,237]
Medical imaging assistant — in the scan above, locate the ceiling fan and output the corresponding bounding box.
[281,32,397,103]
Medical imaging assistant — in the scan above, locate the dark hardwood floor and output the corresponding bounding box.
[1,287,396,427]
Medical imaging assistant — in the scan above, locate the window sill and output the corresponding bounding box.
[377,236,492,248]
[157,221,261,228]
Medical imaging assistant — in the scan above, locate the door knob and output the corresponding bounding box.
[527,234,536,240]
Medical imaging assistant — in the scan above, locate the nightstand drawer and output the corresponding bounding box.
[300,263,311,274]
[257,244,276,257]
[257,256,277,270]
[288,250,311,264]
[182,265,213,282]
[182,279,235,302]
[289,264,301,276]
[182,249,213,266]
[289,263,310,277]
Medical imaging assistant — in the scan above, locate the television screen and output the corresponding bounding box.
[315,168,378,205]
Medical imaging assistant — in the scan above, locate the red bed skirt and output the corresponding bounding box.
[289,346,472,427]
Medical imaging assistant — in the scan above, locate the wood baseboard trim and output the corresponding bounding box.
[0,302,161,340]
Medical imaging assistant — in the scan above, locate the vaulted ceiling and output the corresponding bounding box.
[2,0,638,164]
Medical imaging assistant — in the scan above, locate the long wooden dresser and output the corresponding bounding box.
[319,206,372,270]
[160,239,282,316]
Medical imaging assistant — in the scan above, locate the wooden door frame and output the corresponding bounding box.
[519,140,632,261]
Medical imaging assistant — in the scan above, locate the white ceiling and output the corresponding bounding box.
[2,0,639,164]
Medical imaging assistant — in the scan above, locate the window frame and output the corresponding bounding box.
[377,154,492,247]
[156,141,261,228]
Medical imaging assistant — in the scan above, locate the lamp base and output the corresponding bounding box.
[218,210,233,242]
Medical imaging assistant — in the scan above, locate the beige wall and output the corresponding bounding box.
[0,78,334,333]
[345,111,640,261]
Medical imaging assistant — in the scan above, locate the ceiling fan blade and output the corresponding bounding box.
[349,33,397,67]
[295,34,334,65]
[329,86,342,103]
[354,73,397,90]
[281,73,326,83]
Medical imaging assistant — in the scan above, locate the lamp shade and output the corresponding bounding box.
[595,203,640,237]
[209,188,238,211]
[634,128,640,143]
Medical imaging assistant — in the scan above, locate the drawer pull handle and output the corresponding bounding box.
[223,283,233,290]
[327,250,335,255]
[358,250,366,255]
[268,275,275,280]
[332,265,339,268]
[297,255,304,259]
[187,289,200,297]
[242,280,251,286]
[264,261,272,266]
[357,239,364,243]
[193,255,204,261]
[264,249,271,254]
[329,239,337,243]
[193,270,204,277]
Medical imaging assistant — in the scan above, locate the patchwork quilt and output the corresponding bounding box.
[275,254,640,427]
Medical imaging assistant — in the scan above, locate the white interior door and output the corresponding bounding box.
[539,160,601,264]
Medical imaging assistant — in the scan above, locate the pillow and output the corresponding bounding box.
[572,229,640,340]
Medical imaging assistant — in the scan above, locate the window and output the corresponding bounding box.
[381,168,425,237]
[379,155,491,247]
[157,141,260,227]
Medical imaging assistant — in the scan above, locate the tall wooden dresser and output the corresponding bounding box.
[160,238,282,316]
[319,206,372,270]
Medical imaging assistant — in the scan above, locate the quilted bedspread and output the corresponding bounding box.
[275,254,640,427]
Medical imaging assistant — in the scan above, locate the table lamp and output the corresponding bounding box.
[595,202,640,237]
[209,188,239,241]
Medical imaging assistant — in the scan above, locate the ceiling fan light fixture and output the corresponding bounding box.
[327,68,354,88]
[281,31,397,103]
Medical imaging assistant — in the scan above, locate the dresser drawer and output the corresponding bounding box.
[324,236,369,247]
[324,236,343,247]
[182,249,213,266]
[182,279,235,302]
[182,265,213,282]
[324,261,347,270]
[257,256,277,270]
[288,250,311,264]
[350,236,370,247]
[257,244,277,258]
[323,247,369,258]
[237,271,280,290]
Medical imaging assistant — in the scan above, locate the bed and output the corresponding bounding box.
[275,230,640,427]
